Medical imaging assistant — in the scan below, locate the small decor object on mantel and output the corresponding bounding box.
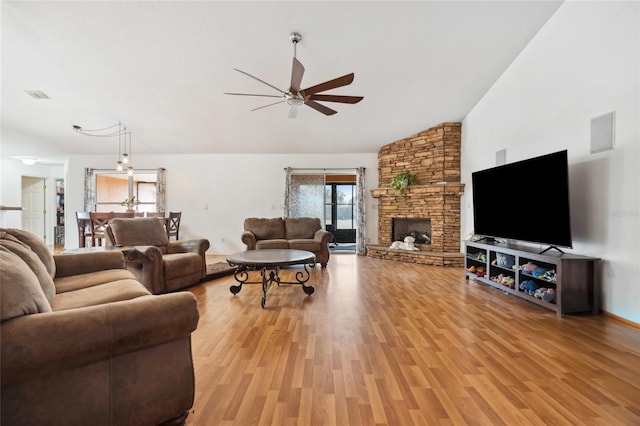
[391,172,417,195]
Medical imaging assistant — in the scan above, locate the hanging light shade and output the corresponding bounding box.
[125,130,133,175]
[116,124,124,171]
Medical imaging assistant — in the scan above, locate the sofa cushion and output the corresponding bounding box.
[1,228,56,279]
[55,269,137,294]
[51,279,151,311]
[288,239,322,254]
[256,239,289,250]
[109,218,169,247]
[245,218,285,240]
[285,217,321,239]
[0,249,52,321]
[0,232,55,304]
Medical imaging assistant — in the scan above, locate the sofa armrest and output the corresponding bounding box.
[314,229,333,244]
[1,292,199,387]
[167,239,210,256]
[53,250,125,278]
[241,231,257,250]
[122,246,165,294]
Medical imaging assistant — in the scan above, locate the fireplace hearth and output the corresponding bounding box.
[392,218,431,245]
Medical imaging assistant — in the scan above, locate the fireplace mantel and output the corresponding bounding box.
[370,183,465,198]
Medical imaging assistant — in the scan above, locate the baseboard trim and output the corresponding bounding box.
[602,311,640,329]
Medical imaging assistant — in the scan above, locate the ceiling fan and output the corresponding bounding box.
[225,32,363,118]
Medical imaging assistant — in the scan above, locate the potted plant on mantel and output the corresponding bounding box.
[390,172,417,195]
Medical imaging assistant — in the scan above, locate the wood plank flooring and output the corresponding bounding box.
[186,253,640,425]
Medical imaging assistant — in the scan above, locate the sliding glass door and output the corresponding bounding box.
[285,168,365,253]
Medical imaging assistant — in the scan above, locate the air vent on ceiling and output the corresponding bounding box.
[25,90,50,99]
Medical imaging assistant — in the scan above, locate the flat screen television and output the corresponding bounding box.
[471,149,572,249]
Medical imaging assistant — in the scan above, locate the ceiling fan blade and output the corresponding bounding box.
[251,100,286,111]
[289,58,305,92]
[288,105,299,119]
[224,92,283,98]
[308,94,363,104]
[233,68,287,95]
[305,100,337,116]
[302,73,355,96]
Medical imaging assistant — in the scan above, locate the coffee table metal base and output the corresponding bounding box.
[227,249,316,308]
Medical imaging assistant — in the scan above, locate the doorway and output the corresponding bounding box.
[285,168,365,254]
[21,176,46,242]
[325,175,357,252]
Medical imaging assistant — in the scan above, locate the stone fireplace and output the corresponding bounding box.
[367,122,465,267]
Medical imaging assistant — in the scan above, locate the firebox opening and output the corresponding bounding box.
[392,218,432,245]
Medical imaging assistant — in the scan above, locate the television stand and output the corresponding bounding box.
[539,245,564,255]
[464,240,600,316]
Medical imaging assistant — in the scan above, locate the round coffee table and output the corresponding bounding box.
[226,249,316,308]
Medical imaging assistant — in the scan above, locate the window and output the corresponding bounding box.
[92,170,160,213]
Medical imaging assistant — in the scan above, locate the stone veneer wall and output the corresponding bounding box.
[367,122,465,267]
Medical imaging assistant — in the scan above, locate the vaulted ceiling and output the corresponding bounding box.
[1,1,562,164]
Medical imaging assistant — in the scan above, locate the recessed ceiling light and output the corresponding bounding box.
[24,90,50,99]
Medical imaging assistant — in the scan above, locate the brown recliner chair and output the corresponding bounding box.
[106,218,210,294]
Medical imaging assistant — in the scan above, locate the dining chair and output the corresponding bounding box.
[166,211,181,241]
[112,211,135,218]
[75,211,91,247]
[89,212,114,246]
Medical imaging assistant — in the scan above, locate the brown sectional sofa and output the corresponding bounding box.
[0,228,199,426]
[241,217,333,267]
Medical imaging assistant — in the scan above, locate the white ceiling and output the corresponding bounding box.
[1,1,563,164]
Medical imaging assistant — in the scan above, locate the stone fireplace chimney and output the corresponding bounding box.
[368,122,464,267]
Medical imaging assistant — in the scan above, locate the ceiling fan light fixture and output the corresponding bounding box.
[286,97,304,106]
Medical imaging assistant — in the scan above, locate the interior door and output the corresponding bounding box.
[22,176,46,242]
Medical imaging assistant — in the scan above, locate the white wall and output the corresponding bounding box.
[461,1,640,322]
[64,153,379,254]
[0,158,65,242]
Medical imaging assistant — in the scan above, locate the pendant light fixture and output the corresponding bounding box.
[116,123,124,171]
[72,121,133,174]
[126,131,134,176]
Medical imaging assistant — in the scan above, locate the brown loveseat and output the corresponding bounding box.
[0,228,199,426]
[241,217,333,267]
[106,217,210,294]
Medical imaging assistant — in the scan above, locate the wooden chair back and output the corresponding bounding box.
[112,211,135,218]
[166,211,181,240]
[76,211,91,248]
[89,212,114,246]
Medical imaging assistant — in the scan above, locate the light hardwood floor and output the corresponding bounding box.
[186,253,640,425]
